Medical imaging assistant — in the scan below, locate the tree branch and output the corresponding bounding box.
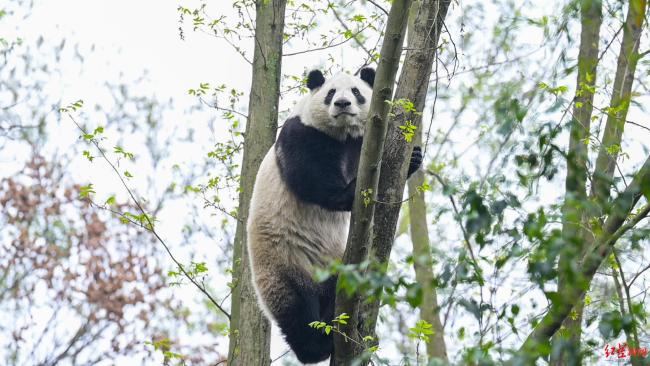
[513,155,650,363]
[68,115,232,321]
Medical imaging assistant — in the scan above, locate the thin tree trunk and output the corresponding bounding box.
[227,1,287,365]
[359,0,451,363]
[591,0,647,204]
[552,1,647,363]
[611,260,643,366]
[407,128,448,362]
[552,0,603,363]
[513,155,650,364]
[330,1,412,364]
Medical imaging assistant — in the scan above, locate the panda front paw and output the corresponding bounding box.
[407,146,423,177]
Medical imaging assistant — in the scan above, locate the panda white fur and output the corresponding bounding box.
[246,67,422,364]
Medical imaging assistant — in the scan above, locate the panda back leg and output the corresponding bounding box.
[268,269,335,364]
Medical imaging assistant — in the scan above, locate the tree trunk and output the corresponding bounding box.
[552,1,647,363]
[361,0,451,362]
[330,1,412,364]
[227,1,287,365]
[407,128,448,362]
[611,261,643,366]
[552,0,602,363]
[591,0,647,204]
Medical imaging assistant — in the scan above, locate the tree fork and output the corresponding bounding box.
[330,0,413,364]
[363,0,452,363]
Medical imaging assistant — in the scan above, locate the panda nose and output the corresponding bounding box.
[334,99,351,108]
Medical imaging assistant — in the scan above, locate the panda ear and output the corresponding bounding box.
[360,67,376,87]
[306,70,325,91]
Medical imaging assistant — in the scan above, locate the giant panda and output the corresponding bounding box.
[246,67,422,364]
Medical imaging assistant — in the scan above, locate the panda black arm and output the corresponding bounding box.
[325,146,421,210]
[276,117,358,211]
[407,146,423,178]
[328,146,422,210]
[324,177,356,211]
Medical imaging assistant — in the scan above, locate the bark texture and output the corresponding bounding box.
[363,0,451,362]
[227,1,287,365]
[330,1,412,364]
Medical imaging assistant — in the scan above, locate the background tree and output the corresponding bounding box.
[227,0,287,365]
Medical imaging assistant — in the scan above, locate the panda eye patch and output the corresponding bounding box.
[324,89,336,105]
[351,87,366,104]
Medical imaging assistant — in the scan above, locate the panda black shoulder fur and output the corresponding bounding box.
[247,67,422,364]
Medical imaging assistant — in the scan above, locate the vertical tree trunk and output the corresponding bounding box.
[591,0,647,205]
[407,128,448,362]
[361,0,451,362]
[227,1,287,365]
[330,1,412,364]
[611,262,642,366]
[552,0,602,364]
[553,1,647,363]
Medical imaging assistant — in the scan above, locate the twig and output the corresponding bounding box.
[283,24,371,56]
[67,114,231,320]
[270,349,291,364]
[331,5,375,60]
[366,0,389,16]
[629,262,650,288]
[199,97,249,119]
[427,170,479,266]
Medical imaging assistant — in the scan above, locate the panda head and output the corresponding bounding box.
[297,67,375,140]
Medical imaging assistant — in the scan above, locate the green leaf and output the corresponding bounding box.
[79,184,95,199]
[82,150,94,162]
[114,146,135,160]
[105,196,116,205]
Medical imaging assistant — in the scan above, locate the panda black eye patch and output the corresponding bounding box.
[351,87,365,104]
[324,89,336,105]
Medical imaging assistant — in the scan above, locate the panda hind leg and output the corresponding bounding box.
[271,271,336,364]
